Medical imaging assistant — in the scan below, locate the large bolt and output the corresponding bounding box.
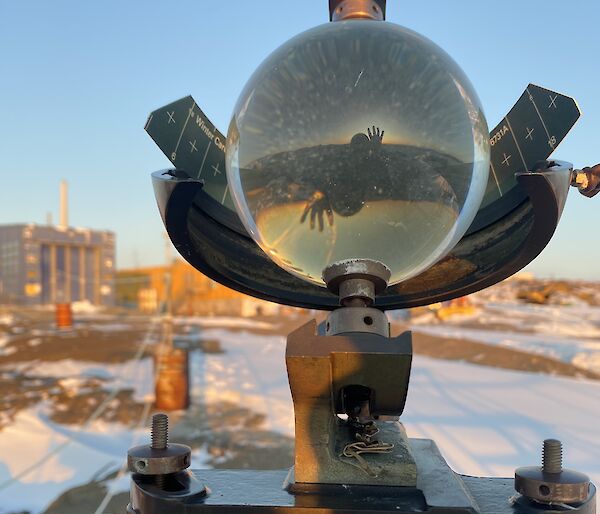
[151,414,169,488]
[151,413,168,450]
[127,412,191,491]
[542,439,562,474]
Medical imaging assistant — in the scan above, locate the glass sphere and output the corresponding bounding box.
[226,21,490,287]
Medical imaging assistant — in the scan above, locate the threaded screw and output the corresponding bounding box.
[542,439,563,474]
[151,413,168,450]
[151,413,169,489]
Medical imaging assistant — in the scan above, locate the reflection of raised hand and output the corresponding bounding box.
[300,190,334,232]
[367,126,384,145]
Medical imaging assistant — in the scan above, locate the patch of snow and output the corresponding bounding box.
[84,323,134,332]
[572,352,600,375]
[0,314,15,326]
[483,303,600,335]
[71,301,101,314]
[190,329,293,436]
[412,324,600,374]
[0,346,16,357]
[173,317,275,330]
[26,358,154,403]
[404,355,600,483]
[413,302,600,336]
[0,406,141,514]
[58,377,90,393]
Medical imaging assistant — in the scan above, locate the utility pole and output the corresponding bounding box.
[163,232,174,348]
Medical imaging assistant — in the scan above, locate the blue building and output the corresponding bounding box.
[0,224,115,306]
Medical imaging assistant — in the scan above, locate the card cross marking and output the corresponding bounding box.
[525,127,534,141]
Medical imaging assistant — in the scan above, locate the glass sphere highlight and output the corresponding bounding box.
[226,21,490,287]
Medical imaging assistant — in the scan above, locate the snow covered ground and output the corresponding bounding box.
[172,327,600,485]
[411,302,600,374]
[405,356,600,480]
[1,310,600,513]
[180,326,600,484]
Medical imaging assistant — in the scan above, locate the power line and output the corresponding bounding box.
[92,316,169,514]
[91,396,153,514]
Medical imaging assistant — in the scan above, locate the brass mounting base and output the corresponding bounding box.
[286,320,413,486]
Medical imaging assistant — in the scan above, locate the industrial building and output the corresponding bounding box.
[0,224,115,306]
[116,260,281,317]
[0,181,115,306]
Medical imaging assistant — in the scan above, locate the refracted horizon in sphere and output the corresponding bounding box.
[226,21,490,287]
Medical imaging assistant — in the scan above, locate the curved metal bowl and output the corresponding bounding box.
[152,161,572,311]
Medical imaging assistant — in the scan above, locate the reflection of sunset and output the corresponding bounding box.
[333,120,416,148]
[254,199,458,285]
[259,122,446,158]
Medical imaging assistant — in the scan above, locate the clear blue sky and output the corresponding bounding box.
[1,1,598,279]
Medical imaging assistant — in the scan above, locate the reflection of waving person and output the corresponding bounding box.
[254,125,461,232]
[300,127,385,231]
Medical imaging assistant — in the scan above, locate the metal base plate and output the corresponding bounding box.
[129,439,596,514]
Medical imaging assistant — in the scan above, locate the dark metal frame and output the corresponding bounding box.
[128,442,596,514]
[152,161,572,311]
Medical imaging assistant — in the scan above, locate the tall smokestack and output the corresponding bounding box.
[59,180,68,228]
